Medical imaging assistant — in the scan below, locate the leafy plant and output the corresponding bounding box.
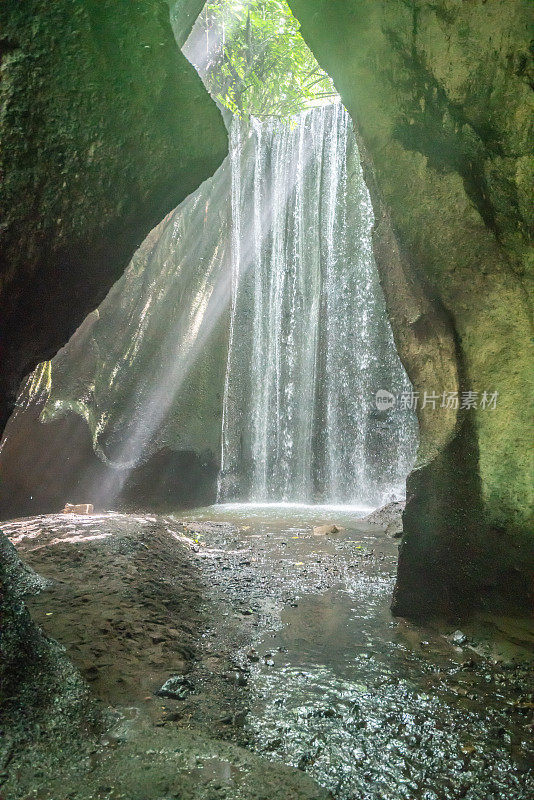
[183,0,338,118]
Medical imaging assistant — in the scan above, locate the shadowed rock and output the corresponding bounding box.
[0,0,227,432]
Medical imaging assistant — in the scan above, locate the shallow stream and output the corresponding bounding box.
[182,503,534,800]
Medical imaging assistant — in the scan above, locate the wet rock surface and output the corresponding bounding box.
[1,510,533,798]
[363,501,405,538]
[2,513,203,708]
[0,529,101,795]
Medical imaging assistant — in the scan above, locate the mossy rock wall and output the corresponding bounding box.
[0,0,227,431]
[288,0,533,614]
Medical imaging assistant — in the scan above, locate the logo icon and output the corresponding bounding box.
[375,389,396,411]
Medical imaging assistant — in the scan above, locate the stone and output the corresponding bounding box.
[386,519,404,539]
[232,708,249,726]
[62,503,94,515]
[450,630,468,647]
[226,671,247,687]
[363,502,405,539]
[155,676,194,700]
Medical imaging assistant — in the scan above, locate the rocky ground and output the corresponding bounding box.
[1,509,532,799]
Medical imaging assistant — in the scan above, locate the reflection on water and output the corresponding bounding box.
[178,504,534,800]
[180,502,374,528]
[248,589,534,800]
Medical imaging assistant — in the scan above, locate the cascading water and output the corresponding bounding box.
[219,104,417,506]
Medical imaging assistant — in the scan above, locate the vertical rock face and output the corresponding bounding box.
[0,153,233,519]
[288,0,533,614]
[170,0,207,46]
[0,0,227,431]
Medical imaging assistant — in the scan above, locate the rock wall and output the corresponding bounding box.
[0,0,227,432]
[0,399,219,520]
[170,0,207,46]
[0,0,227,759]
[288,0,533,615]
[0,147,233,520]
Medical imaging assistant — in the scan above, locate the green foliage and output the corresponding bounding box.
[188,0,337,118]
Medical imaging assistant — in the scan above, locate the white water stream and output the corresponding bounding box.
[219,105,417,505]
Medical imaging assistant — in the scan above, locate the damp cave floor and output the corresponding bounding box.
[1,508,533,800]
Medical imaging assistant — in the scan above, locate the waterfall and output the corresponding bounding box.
[219,104,417,506]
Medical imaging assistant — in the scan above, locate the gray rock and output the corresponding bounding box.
[450,630,468,647]
[156,676,194,700]
[363,501,405,530]
[386,518,404,539]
